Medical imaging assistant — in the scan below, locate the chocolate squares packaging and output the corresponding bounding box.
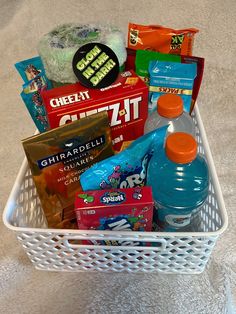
[22,112,114,229]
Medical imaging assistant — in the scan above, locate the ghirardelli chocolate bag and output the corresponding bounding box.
[22,112,113,229]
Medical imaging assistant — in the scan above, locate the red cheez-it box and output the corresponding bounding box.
[41,71,148,152]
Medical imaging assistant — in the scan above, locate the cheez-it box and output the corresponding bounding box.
[41,71,148,152]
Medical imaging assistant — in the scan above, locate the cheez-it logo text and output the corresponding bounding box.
[50,91,90,107]
[58,96,143,127]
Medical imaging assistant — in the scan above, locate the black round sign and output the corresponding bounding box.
[72,43,119,89]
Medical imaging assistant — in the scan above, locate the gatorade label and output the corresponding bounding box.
[165,214,191,228]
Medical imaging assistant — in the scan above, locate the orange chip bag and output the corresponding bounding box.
[128,23,199,56]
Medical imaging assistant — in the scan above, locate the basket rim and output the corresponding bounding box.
[2,104,228,238]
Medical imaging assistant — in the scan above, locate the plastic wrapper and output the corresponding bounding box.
[20,72,51,132]
[15,56,52,132]
[128,23,198,56]
[135,49,180,83]
[22,112,114,229]
[80,125,168,192]
[15,56,45,83]
[37,23,127,84]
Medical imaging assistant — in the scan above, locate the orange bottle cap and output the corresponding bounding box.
[166,132,197,164]
[157,94,183,118]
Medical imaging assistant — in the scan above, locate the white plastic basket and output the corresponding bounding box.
[3,105,228,274]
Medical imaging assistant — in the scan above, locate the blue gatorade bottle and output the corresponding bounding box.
[148,132,209,231]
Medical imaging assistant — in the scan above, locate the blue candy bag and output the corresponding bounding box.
[15,56,48,83]
[22,72,48,93]
[21,73,50,132]
[15,56,52,132]
[21,90,49,132]
[80,125,168,191]
[148,61,197,113]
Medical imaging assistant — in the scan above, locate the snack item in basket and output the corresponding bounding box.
[21,89,48,132]
[180,55,204,113]
[15,56,52,132]
[75,187,154,245]
[15,56,46,83]
[126,49,204,114]
[20,73,51,132]
[125,48,136,71]
[80,125,168,191]
[22,112,114,229]
[135,49,180,83]
[149,60,197,113]
[37,23,127,85]
[41,70,148,152]
[22,74,46,93]
[128,23,198,56]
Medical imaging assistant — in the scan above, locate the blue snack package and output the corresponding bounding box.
[15,56,52,90]
[80,125,168,191]
[21,89,49,133]
[15,56,45,83]
[20,70,52,132]
[15,57,52,132]
[22,72,48,94]
[21,74,50,132]
[148,61,197,113]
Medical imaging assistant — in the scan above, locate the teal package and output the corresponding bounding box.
[21,88,49,133]
[15,56,52,89]
[148,61,197,113]
[15,56,45,82]
[21,73,50,132]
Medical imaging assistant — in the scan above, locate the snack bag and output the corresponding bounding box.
[15,56,43,82]
[22,112,114,229]
[135,49,180,83]
[75,187,153,246]
[22,73,47,93]
[15,56,52,132]
[21,89,49,132]
[21,73,50,132]
[80,125,167,191]
[128,23,198,56]
[15,56,51,85]
[149,61,197,113]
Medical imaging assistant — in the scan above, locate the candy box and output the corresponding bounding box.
[149,60,197,113]
[41,70,148,152]
[75,187,154,245]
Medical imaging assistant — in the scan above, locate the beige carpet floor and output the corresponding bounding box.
[0,0,235,313]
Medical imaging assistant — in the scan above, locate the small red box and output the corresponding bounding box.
[41,71,148,152]
[74,187,153,239]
